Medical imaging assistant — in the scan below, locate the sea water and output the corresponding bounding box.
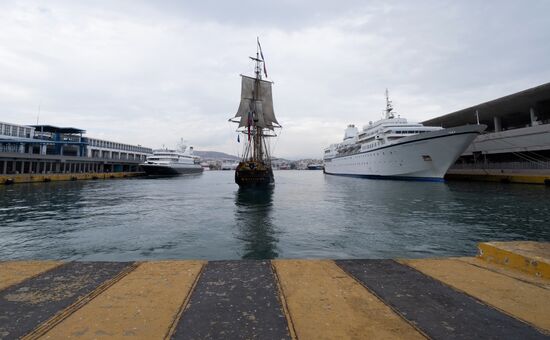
[1,171,549,260]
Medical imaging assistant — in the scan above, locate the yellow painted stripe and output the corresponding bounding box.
[273,260,425,340]
[478,241,550,279]
[402,258,550,332]
[0,172,142,185]
[458,257,550,290]
[0,261,61,291]
[445,173,550,184]
[41,261,204,339]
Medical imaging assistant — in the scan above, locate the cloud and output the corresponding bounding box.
[1,0,549,159]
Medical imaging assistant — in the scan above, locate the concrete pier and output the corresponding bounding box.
[445,169,550,185]
[1,241,549,339]
[0,171,144,185]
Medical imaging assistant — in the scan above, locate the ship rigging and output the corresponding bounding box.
[229,39,281,186]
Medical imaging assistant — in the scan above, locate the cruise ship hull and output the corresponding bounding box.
[324,125,485,181]
[141,164,203,176]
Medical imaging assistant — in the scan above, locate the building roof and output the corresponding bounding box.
[30,125,85,134]
[422,82,550,128]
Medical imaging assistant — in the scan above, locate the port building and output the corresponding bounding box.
[423,82,550,183]
[0,121,151,178]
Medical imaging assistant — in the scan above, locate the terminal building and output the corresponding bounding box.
[0,121,152,177]
[423,82,550,183]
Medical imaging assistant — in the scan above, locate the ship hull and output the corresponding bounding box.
[141,164,203,176]
[323,125,484,181]
[235,162,274,187]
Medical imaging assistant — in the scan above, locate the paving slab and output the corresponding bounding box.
[402,258,550,332]
[337,259,548,340]
[42,261,204,339]
[273,259,425,340]
[170,260,291,340]
[0,261,61,291]
[458,257,550,290]
[0,261,135,340]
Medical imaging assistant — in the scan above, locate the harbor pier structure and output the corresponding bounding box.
[423,82,550,184]
[0,122,152,184]
[0,241,548,339]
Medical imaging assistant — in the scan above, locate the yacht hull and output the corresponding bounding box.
[324,125,485,181]
[141,164,203,176]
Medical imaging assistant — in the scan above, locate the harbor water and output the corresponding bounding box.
[1,171,549,261]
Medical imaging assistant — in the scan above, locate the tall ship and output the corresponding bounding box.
[229,39,281,186]
[323,90,486,181]
[141,141,203,176]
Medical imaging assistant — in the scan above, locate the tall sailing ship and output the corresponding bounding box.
[229,40,281,186]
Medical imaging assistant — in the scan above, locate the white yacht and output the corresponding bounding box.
[141,143,203,176]
[323,91,486,181]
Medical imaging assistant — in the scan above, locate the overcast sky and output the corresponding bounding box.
[1,1,549,159]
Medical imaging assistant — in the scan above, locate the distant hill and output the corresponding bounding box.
[194,151,239,160]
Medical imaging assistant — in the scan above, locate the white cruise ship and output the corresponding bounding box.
[323,91,486,181]
[141,143,203,176]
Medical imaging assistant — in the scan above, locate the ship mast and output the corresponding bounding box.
[385,88,395,119]
[250,45,264,162]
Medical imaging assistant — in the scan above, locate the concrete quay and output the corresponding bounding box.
[1,241,549,339]
[446,168,550,185]
[0,172,144,185]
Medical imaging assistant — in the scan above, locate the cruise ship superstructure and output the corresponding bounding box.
[323,91,486,181]
[141,143,203,176]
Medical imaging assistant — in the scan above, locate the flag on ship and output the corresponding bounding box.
[247,111,252,141]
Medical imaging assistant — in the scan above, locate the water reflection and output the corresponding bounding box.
[234,187,278,259]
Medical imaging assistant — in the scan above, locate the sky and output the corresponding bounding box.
[1,1,549,159]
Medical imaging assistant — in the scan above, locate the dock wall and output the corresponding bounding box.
[0,241,548,339]
[445,168,550,184]
[0,171,144,185]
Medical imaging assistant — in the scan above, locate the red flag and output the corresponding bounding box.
[247,112,252,141]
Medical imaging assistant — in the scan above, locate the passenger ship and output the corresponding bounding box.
[141,143,203,176]
[323,91,486,181]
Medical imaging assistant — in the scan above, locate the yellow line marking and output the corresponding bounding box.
[40,261,204,340]
[402,258,550,333]
[458,257,550,290]
[23,262,139,340]
[0,172,143,185]
[164,261,205,340]
[0,261,62,292]
[478,241,550,279]
[273,259,426,340]
[445,173,550,184]
[271,261,298,340]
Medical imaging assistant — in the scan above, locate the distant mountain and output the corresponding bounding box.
[194,151,240,160]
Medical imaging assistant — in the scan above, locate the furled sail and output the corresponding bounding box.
[234,75,279,129]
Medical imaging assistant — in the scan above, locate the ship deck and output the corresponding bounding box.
[1,241,549,339]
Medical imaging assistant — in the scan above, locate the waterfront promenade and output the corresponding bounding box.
[1,241,548,339]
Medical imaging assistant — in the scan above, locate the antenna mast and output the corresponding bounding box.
[36,102,41,125]
[385,89,394,119]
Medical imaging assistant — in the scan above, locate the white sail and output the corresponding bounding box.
[234,75,279,129]
[259,80,279,128]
